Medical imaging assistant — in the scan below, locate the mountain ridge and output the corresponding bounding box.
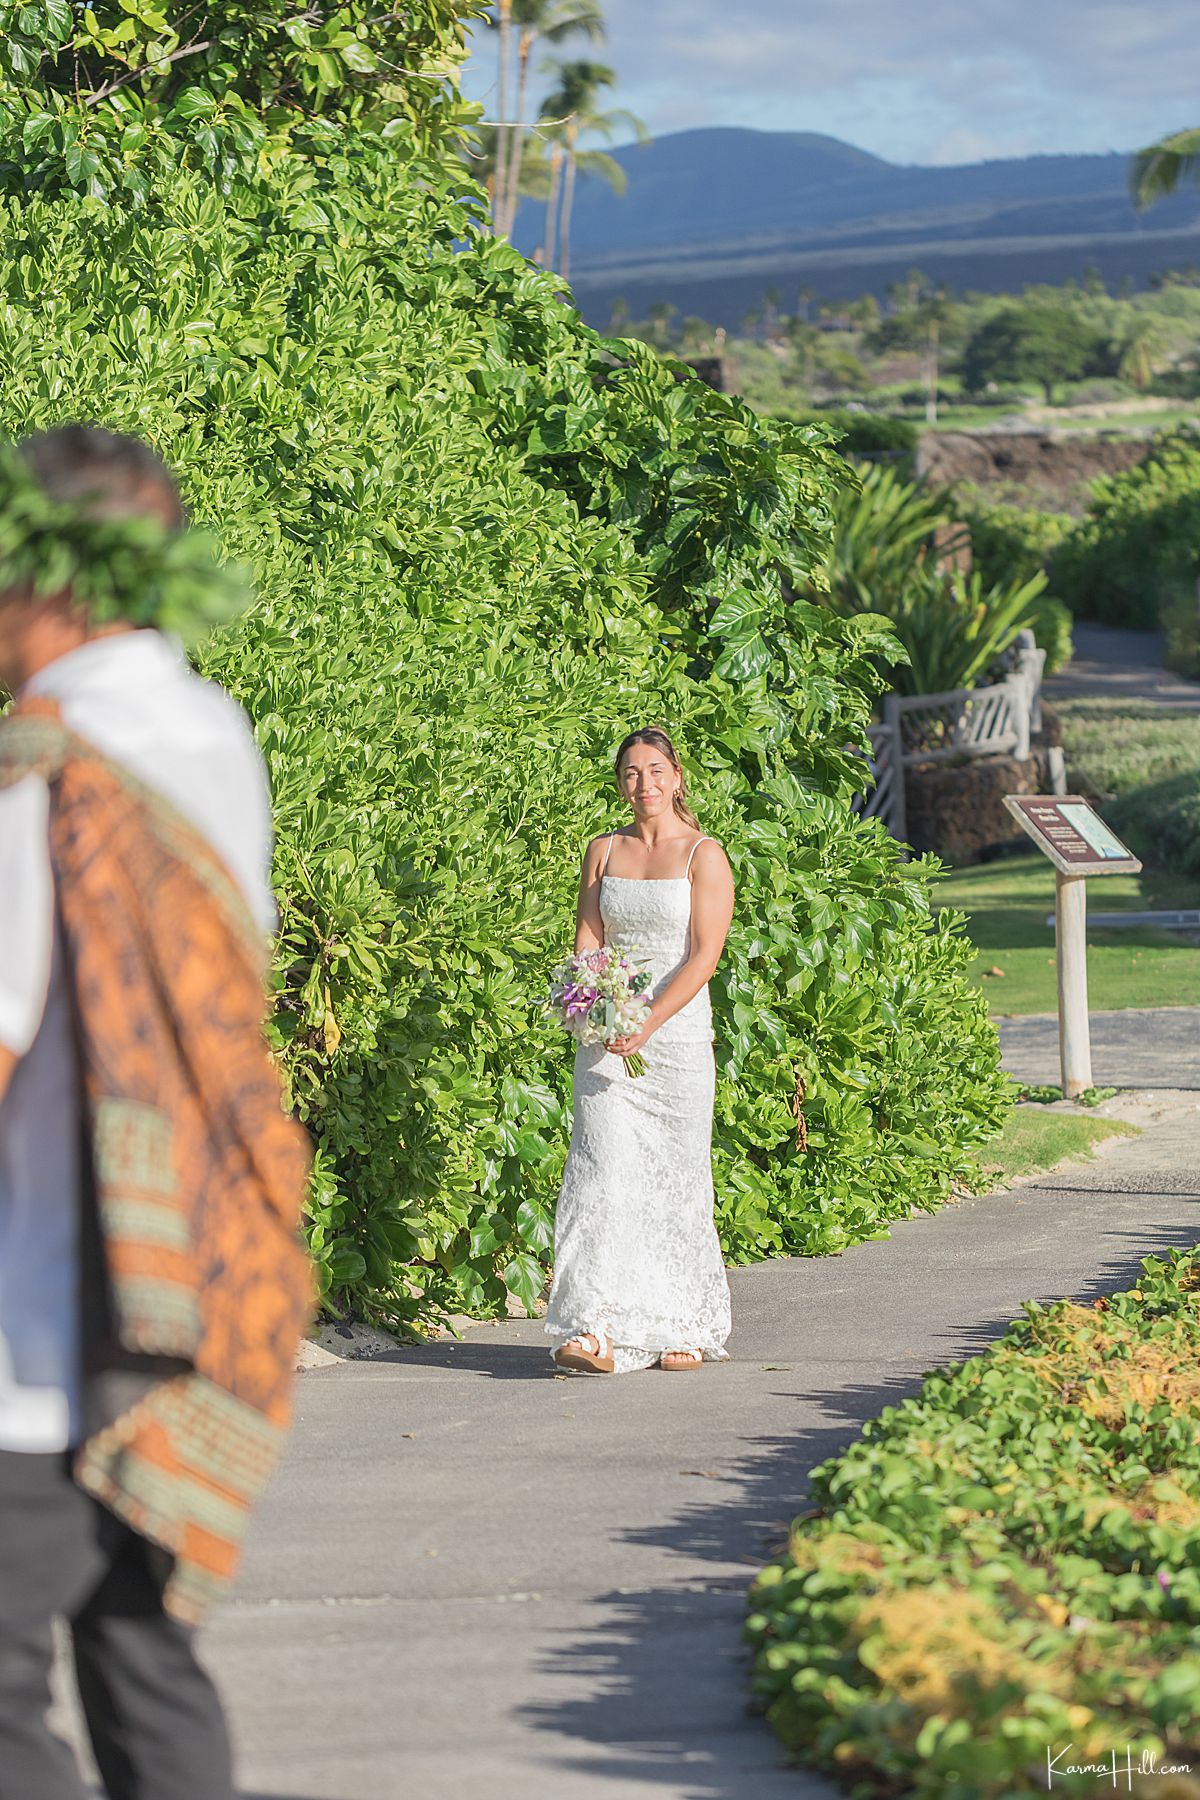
[509,126,1200,327]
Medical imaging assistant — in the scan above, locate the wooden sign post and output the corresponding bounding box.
[1003,795,1142,1099]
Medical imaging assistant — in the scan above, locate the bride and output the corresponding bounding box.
[545,726,735,1375]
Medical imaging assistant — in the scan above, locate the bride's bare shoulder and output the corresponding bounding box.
[690,835,732,877]
[583,829,620,869]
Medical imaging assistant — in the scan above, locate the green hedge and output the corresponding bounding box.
[779,409,919,470]
[1052,699,1200,881]
[957,495,1075,673]
[1052,431,1200,631]
[747,1246,1200,1795]
[0,13,1011,1325]
[1110,776,1200,878]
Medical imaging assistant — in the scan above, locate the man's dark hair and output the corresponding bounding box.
[18,425,186,531]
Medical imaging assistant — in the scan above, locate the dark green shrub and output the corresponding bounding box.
[958,496,1074,590]
[956,497,1075,673]
[1164,589,1200,679]
[0,12,1011,1323]
[748,1245,1200,1792]
[777,408,919,470]
[1110,775,1200,877]
[1052,430,1200,629]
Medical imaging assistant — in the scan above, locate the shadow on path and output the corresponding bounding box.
[365,1337,557,1380]
[514,1201,1200,1797]
[518,1369,914,1799]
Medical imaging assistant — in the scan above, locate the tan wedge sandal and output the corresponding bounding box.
[659,1348,704,1372]
[553,1332,615,1375]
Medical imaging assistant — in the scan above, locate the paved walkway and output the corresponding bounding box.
[999,1006,1200,1091]
[183,1025,1200,1800]
[1044,620,1200,712]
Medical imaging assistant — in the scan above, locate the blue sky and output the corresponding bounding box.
[459,0,1192,166]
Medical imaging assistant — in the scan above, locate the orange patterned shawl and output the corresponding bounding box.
[0,693,313,1624]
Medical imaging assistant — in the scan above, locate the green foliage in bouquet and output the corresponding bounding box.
[0,12,1011,1324]
[747,1246,1200,1794]
[1052,429,1200,630]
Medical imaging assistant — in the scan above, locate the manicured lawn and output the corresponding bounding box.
[1054,698,1200,799]
[979,1104,1138,1188]
[935,852,1200,1015]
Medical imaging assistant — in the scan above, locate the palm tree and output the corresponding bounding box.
[1118,317,1166,391]
[497,0,605,238]
[1132,127,1200,209]
[460,121,552,234]
[486,1,514,232]
[539,59,646,278]
[915,288,956,425]
[645,302,677,349]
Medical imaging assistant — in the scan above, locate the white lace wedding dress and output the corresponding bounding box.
[545,836,732,1373]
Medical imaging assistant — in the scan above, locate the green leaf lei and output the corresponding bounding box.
[0,446,250,643]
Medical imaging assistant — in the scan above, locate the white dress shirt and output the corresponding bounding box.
[0,630,275,1452]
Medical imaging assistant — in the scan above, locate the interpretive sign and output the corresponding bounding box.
[1002,795,1141,877]
[1003,794,1141,1099]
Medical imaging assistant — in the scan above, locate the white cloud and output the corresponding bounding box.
[462,0,1196,163]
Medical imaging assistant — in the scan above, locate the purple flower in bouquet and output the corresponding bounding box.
[545,945,654,1076]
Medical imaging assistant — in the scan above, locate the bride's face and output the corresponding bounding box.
[619,745,679,818]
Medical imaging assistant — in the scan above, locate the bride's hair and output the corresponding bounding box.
[614,727,701,830]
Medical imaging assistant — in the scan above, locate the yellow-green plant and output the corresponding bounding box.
[748,1246,1200,1794]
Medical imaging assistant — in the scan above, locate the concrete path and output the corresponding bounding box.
[999,1006,1200,1091]
[1044,620,1200,712]
[184,1023,1200,1800]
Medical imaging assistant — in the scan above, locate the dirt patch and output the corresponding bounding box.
[918,430,1151,513]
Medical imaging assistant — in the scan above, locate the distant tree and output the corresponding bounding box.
[901,267,928,309]
[495,0,605,237]
[763,285,783,340]
[817,345,868,395]
[488,0,515,230]
[795,285,815,321]
[1082,263,1106,297]
[785,318,820,396]
[462,122,551,224]
[1118,318,1166,392]
[915,288,958,425]
[645,301,678,348]
[608,295,631,334]
[849,294,881,329]
[538,59,645,277]
[961,303,1107,404]
[864,310,925,356]
[1132,127,1200,209]
[884,278,907,315]
[680,315,713,353]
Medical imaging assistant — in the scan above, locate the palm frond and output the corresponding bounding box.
[1131,128,1200,210]
[574,148,626,194]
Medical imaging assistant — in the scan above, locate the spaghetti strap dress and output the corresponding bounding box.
[544,834,732,1373]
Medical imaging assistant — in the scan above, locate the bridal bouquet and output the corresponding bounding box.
[545,947,653,1076]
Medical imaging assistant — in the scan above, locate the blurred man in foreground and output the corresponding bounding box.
[0,425,312,1800]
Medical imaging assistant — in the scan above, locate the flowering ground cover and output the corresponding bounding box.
[747,1245,1200,1796]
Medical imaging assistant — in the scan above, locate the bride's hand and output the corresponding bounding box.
[607,1022,654,1058]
